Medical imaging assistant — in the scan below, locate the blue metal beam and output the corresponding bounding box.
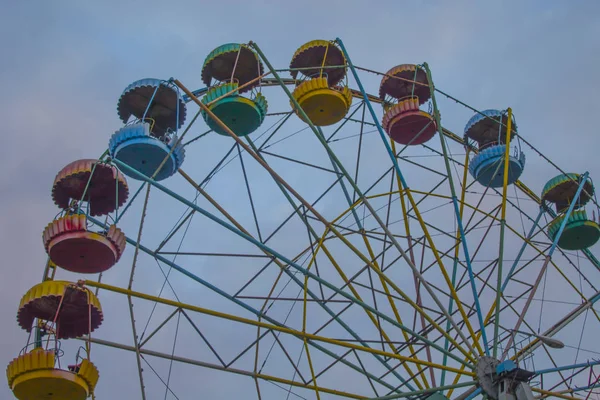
[534,359,600,375]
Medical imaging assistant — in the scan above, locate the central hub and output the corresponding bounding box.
[475,357,536,400]
[476,356,501,399]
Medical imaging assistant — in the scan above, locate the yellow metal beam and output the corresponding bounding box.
[85,280,474,376]
[532,387,581,400]
[493,108,514,358]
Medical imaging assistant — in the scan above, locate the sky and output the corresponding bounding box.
[1,1,600,399]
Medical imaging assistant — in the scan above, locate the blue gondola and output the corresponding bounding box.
[465,109,525,188]
[109,122,185,181]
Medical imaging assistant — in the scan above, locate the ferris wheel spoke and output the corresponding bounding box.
[301,238,433,389]
[534,360,600,392]
[452,258,538,353]
[405,202,493,286]
[531,328,600,397]
[514,209,600,300]
[506,245,590,305]
[443,292,518,356]
[146,142,240,253]
[374,297,486,389]
[303,307,419,396]
[250,138,395,312]
[336,196,475,363]
[381,172,412,352]
[552,246,600,294]
[531,387,584,400]
[492,109,518,360]
[302,207,328,302]
[361,235,433,390]
[363,262,387,354]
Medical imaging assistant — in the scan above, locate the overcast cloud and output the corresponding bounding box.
[1,1,600,399]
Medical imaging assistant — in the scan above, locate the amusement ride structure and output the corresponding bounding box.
[7,39,600,399]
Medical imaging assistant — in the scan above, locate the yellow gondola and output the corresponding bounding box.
[289,40,352,126]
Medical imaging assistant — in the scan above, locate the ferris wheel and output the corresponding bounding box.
[7,38,600,400]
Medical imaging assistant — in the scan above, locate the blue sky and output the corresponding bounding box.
[1,1,600,399]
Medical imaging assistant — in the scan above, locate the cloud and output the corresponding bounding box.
[2,1,600,399]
